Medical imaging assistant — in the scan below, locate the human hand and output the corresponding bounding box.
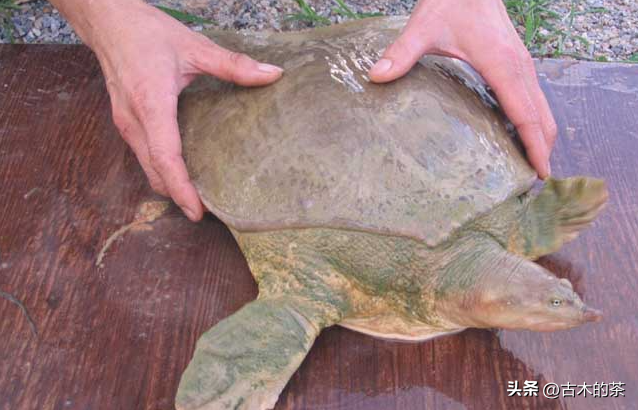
[52,0,283,220]
[369,0,556,179]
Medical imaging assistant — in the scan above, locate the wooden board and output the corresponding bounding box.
[0,45,636,410]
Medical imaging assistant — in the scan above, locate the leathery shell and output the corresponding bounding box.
[179,17,536,247]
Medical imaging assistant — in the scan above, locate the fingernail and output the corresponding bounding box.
[371,58,393,74]
[257,63,283,74]
[182,207,197,221]
[542,137,551,178]
[537,134,551,179]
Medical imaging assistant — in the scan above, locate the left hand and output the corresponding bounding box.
[50,0,283,221]
[368,0,557,179]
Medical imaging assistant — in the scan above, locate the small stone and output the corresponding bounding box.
[50,18,60,32]
[60,23,73,35]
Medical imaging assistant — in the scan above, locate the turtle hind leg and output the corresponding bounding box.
[176,296,342,410]
[510,177,608,259]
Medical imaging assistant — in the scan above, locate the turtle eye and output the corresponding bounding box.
[551,299,562,307]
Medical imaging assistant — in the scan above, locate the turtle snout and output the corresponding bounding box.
[582,306,603,323]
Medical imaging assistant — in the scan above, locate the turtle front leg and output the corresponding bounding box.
[509,177,608,259]
[176,296,343,410]
[473,177,608,260]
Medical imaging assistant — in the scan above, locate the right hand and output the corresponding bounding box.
[369,0,556,178]
[79,0,283,220]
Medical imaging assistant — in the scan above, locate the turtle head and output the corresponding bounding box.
[476,272,602,332]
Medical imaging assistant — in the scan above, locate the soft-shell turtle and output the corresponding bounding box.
[175,17,607,410]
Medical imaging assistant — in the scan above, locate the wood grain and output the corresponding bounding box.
[0,45,636,410]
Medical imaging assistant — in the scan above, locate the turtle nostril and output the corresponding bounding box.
[582,307,603,323]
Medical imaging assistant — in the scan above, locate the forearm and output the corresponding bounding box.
[48,0,143,50]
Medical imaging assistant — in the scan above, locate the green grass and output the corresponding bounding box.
[0,0,18,43]
[624,53,638,64]
[505,0,607,59]
[332,0,383,19]
[155,5,214,25]
[287,0,381,26]
[286,0,331,25]
[505,0,560,51]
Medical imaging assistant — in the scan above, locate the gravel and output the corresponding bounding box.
[537,0,638,60]
[1,0,636,61]
[1,2,79,43]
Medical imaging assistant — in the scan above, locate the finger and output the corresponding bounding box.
[470,48,551,179]
[112,107,169,195]
[491,0,556,173]
[521,59,558,152]
[368,17,436,83]
[190,41,283,87]
[133,93,204,221]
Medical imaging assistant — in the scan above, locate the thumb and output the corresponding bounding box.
[193,42,283,86]
[369,22,435,83]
